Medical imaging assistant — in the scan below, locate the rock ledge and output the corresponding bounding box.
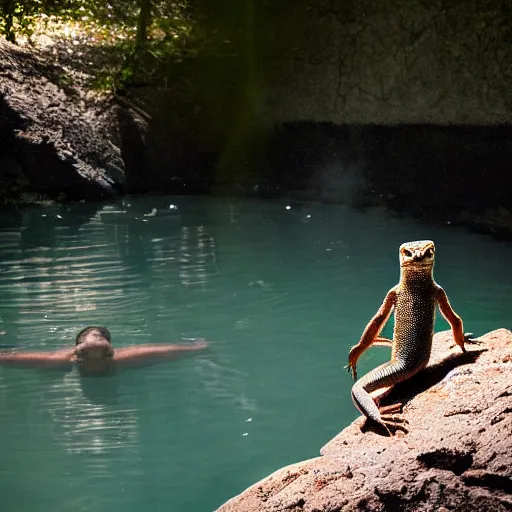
[217,329,512,512]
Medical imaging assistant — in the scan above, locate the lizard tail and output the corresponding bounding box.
[351,360,420,423]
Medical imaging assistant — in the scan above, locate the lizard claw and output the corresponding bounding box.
[381,415,409,424]
[462,333,482,352]
[457,333,480,354]
[361,417,408,436]
[344,364,357,381]
[347,345,362,381]
[464,333,481,344]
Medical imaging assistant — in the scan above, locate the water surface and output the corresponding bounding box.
[0,197,511,512]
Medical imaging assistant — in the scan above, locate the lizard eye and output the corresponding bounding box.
[425,248,434,257]
[403,249,412,257]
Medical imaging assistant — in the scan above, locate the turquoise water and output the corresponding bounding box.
[0,196,511,512]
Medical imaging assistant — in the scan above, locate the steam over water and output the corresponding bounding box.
[0,197,510,511]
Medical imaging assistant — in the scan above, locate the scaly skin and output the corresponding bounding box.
[347,240,470,435]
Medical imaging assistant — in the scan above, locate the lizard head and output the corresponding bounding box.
[399,240,435,268]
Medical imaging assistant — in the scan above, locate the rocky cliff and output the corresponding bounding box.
[0,38,125,201]
[217,329,512,511]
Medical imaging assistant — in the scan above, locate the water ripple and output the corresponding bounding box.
[0,198,511,512]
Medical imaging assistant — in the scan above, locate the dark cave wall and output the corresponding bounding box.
[179,0,512,127]
[259,0,512,125]
[257,123,512,215]
[121,0,512,189]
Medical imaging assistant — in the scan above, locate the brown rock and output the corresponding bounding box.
[217,329,512,511]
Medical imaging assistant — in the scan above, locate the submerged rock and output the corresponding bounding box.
[0,38,125,202]
[217,329,512,511]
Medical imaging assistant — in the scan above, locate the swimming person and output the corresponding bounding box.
[0,326,208,375]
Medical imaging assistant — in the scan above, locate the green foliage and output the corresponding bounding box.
[0,0,139,42]
[118,0,194,86]
[0,0,197,90]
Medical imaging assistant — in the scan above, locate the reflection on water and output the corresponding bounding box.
[0,196,511,512]
[0,199,225,350]
[48,372,140,456]
[196,358,257,413]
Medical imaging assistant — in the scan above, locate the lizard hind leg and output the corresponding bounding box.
[352,360,415,436]
[379,403,403,415]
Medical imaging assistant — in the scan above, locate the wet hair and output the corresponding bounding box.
[75,326,112,346]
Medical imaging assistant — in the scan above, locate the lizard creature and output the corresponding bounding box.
[346,240,472,435]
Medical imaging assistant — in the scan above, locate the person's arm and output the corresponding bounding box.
[0,347,75,369]
[113,340,208,369]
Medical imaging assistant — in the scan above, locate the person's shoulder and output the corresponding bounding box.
[52,347,76,356]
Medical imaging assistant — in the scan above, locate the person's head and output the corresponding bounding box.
[75,326,113,360]
[75,326,112,346]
